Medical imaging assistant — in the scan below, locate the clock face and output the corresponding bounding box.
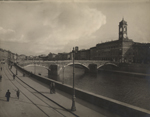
[123,34,127,38]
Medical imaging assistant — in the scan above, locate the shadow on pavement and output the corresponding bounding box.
[0,98,6,102]
[32,91,50,94]
[10,97,17,99]
[18,100,65,111]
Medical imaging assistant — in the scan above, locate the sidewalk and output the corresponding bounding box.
[9,64,118,117]
[0,64,50,117]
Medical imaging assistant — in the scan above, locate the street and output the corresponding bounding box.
[0,63,110,117]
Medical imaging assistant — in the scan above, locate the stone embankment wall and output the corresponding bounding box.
[14,63,150,117]
[99,63,150,75]
[118,63,150,74]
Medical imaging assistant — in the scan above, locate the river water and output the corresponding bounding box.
[25,65,150,110]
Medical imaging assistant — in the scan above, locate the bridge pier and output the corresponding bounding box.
[88,64,97,74]
[48,64,58,81]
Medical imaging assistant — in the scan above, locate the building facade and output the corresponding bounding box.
[132,43,150,63]
[74,18,150,64]
[48,53,57,61]
[75,49,90,60]
[90,47,97,60]
[18,54,27,60]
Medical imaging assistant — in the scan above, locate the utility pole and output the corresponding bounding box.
[71,47,76,111]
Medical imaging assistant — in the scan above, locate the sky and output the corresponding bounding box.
[0,0,150,56]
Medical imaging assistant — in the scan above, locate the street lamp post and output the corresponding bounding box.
[16,54,18,75]
[39,57,40,65]
[34,58,36,74]
[71,47,76,111]
[62,66,65,84]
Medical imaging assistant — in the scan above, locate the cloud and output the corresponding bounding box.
[0,2,106,55]
[0,27,29,43]
[0,27,15,42]
[0,27,15,34]
[31,3,106,53]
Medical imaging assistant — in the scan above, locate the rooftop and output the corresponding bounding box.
[119,18,127,25]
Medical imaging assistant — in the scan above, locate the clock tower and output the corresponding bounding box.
[119,18,128,40]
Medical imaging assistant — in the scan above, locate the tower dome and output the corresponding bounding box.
[119,18,127,25]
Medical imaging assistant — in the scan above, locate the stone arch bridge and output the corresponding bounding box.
[22,60,118,75]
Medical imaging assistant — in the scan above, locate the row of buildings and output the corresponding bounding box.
[1,19,150,64]
[0,49,20,62]
[0,49,41,62]
[0,49,15,61]
[46,19,150,64]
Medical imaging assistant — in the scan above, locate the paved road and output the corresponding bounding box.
[0,63,116,117]
[0,64,78,117]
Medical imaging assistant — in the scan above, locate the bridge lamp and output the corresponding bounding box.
[15,53,17,63]
[71,47,76,111]
[15,53,18,75]
[62,66,65,84]
[34,57,36,74]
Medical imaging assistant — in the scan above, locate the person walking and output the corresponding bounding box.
[50,82,53,94]
[23,73,25,77]
[5,90,11,102]
[13,74,15,80]
[0,75,2,82]
[52,82,56,94]
[16,89,20,99]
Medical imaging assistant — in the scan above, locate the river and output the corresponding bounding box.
[24,65,150,110]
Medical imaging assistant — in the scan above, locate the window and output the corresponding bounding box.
[124,27,126,31]
[120,28,122,32]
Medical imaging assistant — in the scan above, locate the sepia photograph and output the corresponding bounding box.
[0,0,150,117]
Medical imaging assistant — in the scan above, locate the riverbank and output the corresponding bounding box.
[99,62,150,76]
[98,69,150,78]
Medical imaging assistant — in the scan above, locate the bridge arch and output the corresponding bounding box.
[97,62,118,69]
[62,62,89,70]
[23,64,50,71]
